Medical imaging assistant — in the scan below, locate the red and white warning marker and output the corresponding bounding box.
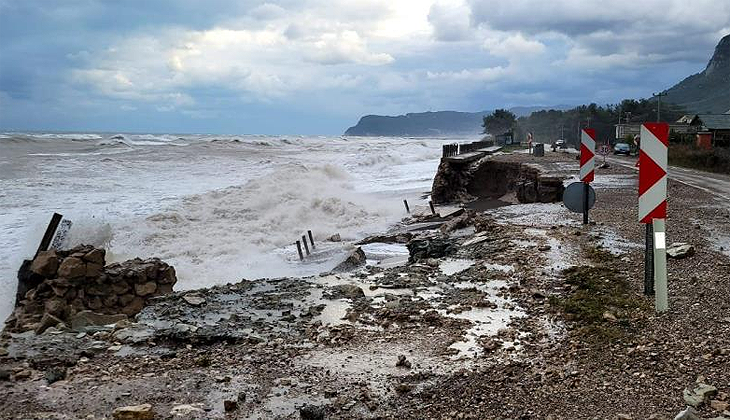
[638,123,669,223]
[579,128,596,183]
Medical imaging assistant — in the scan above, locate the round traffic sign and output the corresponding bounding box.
[563,182,596,213]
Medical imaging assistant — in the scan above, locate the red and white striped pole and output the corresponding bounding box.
[580,128,596,224]
[638,122,669,310]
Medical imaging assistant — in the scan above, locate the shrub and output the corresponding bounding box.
[669,144,730,174]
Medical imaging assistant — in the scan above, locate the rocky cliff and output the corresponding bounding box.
[344,111,487,137]
[663,34,730,114]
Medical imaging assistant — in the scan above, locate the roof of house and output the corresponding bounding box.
[695,114,730,130]
[676,115,695,124]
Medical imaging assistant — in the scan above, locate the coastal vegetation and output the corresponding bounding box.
[483,99,685,146]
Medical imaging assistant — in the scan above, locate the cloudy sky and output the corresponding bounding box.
[1,1,729,134]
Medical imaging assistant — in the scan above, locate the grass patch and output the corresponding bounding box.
[550,247,649,345]
[669,144,730,174]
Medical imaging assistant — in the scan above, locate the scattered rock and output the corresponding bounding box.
[422,310,442,325]
[0,370,10,381]
[112,403,155,420]
[602,311,618,322]
[667,243,695,259]
[14,369,32,380]
[396,354,411,369]
[711,400,729,412]
[481,337,501,352]
[332,247,366,272]
[194,356,211,367]
[394,383,414,393]
[223,400,237,412]
[169,404,204,417]
[538,245,552,251]
[674,406,701,420]
[299,404,325,420]
[182,294,206,307]
[45,367,66,384]
[328,233,341,242]
[0,348,7,357]
[684,383,718,407]
[407,237,456,262]
[35,313,65,335]
[71,311,128,330]
[327,284,365,300]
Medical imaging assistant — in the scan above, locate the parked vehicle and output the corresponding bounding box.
[552,139,566,151]
[613,143,631,155]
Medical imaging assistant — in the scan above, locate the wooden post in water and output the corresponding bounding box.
[403,199,410,214]
[307,230,315,249]
[428,201,436,215]
[296,241,304,260]
[35,213,63,258]
[302,235,310,256]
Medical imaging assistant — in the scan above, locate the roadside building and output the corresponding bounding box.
[688,114,730,148]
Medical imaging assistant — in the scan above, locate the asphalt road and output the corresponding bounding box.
[606,154,730,203]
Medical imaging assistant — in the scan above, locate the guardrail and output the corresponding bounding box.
[442,140,494,157]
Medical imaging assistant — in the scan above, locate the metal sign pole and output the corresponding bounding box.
[638,122,668,299]
[644,223,654,295]
[583,182,589,224]
[652,219,668,311]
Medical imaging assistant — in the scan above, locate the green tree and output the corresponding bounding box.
[482,109,517,135]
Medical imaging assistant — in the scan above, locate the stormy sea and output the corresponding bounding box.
[0,132,474,321]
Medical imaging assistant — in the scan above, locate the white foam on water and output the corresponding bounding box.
[0,133,463,322]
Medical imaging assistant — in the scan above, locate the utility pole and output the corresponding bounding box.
[653,92,668,122]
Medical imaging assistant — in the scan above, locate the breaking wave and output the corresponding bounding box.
[105,163,401,289]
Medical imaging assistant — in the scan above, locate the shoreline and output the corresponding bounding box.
[2,150,730,419]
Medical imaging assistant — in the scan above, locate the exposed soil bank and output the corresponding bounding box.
[431,154,566,205]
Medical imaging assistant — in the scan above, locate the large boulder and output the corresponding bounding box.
[406,237,457,262]
[57,257,86,279]
[683,383,718,407]
[30,250,59,277]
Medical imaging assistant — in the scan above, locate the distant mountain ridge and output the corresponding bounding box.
[344,106,570,137]
[663,34,730,114]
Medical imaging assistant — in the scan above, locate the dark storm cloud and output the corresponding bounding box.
[0,0,729,134]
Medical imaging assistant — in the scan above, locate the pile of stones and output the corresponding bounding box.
[5,245,177,334]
